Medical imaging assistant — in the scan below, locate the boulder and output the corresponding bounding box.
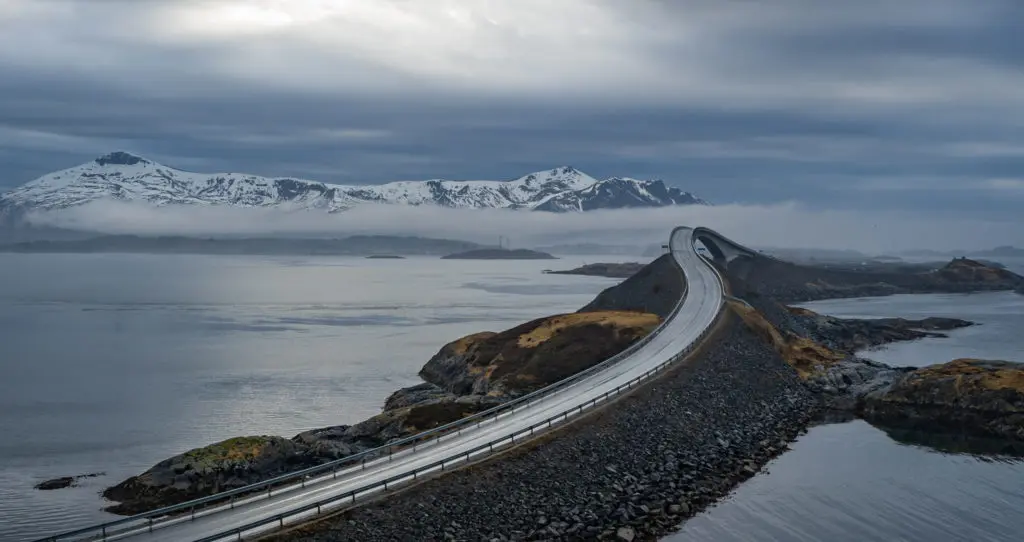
[35,477,76,490]
[383,382,456,410]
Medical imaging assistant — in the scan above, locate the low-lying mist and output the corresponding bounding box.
[23,200,1023,254]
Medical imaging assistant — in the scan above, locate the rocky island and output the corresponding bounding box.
[442,248,557,260]
[545,262,645,278]
[91,246,1024,541]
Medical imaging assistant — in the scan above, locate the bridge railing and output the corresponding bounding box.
[187,244,729,542]
[37,239,698,542]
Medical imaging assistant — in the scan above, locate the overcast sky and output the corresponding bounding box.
[1,0,1023,220]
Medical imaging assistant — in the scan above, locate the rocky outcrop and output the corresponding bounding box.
[785,306,973,354]
[722,282,967,412]
[419,311,661,397]
[580,254,683,319]
[103,395,511,514]
[102,436,313,514]
[382,382,455,411]
[545,262,646,278]
[863,359,1024,441]
[731,255,1022,303]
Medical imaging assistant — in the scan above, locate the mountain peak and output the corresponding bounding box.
[1,160,707,215]
[95,151,151,167]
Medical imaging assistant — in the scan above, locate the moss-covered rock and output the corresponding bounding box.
[102,436,313,515]
[419,310,661,397]
[863,359,1024,441]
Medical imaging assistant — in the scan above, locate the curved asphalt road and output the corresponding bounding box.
[43,226,733,542]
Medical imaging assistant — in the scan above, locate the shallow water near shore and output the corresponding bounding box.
[0,253,622,541]
[668,285,1024,542]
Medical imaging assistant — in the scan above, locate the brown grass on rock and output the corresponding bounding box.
[897,359,1024,397]
[728,300,843,379]
[420,310,661,397]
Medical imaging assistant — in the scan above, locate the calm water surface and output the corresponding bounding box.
[0,253,621,541]
[4,254,1022,542]
[670,261,1024,542]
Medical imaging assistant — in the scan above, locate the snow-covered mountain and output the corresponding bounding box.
[0,152,707,219]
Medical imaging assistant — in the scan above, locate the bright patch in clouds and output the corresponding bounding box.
[983,179,1024,192]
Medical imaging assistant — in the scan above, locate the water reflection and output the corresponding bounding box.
[872,423,1024,460]
[669,420,1024,542]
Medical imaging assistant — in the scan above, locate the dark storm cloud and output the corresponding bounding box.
[1,0,1023,219]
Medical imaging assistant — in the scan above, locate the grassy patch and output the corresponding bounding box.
[181,436,277,463]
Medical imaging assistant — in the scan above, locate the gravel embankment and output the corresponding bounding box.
[264,314,818,542]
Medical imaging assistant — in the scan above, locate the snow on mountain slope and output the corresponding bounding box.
[0,152,707,218]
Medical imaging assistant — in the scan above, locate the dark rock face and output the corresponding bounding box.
[731,254,1022,303]
[532,177,706,212]
[863,359,1024,442]
[382,382,454,411]
[262,317,817,542]
[94,151,149,166]
[580,254,684,319]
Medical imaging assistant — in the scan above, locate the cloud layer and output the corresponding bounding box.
[1,0,1023,220]
[25,200,1024,254]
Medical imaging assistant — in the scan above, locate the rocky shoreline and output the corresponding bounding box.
[727,272,1024,442]
[77,248,1024,540]
[555,255,1022,303]
[99,310,664,515]
[265,315,818,542]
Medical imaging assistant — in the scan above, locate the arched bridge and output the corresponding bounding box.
[34,226,758,542]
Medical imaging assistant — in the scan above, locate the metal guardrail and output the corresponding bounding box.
[186,231,733,542]
[199,316,725,542]
[37,230,710,542]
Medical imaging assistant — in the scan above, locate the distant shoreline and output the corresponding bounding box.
[0,234,480,257]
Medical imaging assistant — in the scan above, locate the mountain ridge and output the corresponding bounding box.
[0,152,707,219]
